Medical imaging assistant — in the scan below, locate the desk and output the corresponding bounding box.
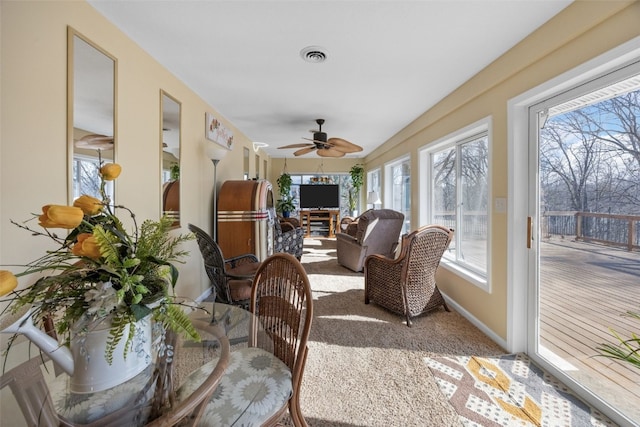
[299,209,340,238]
[5,303,261,426]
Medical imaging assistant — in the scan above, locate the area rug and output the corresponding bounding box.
[424,353,616,427]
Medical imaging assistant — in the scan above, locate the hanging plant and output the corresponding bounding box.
[277,172,292,196]
[348,164,365,211]
[170,163,180,181]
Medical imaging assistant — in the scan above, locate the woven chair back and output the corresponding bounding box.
[250,253,313,377]
[403,225,454,302]
[188,224,231,303]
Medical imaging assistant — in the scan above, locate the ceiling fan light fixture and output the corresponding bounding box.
[300,46,327,63]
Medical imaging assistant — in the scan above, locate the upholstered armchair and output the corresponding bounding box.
[364,224,454,326]
[336,209,405,272]
[274,217,304,260]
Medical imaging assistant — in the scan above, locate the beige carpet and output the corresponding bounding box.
[280,237,505,426]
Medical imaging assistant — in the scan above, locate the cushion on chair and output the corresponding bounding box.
[177,347,292,427]
[273,216,304,260]
[228,279,252,302]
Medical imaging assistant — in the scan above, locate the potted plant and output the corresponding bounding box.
[596,310,640,369]
[276,172,294,217]
[0,160,199,392]
[348,164,364,216]
[276,195,296,218]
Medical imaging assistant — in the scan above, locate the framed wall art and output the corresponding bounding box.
[205,112,233,150]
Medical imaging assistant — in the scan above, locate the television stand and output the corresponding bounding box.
[299,209,340,238]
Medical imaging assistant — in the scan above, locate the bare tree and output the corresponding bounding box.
[541,88,640,214]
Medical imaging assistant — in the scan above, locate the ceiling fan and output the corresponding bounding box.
[278,119,363,158]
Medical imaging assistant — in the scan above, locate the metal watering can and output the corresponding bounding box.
[1,305,152,393]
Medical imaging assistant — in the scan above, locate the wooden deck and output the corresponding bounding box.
[540,237,640,423]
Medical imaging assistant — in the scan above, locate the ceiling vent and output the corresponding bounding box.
[300,46,327,63]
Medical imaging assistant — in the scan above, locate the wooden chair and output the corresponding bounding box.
[188,223,259,310]
[199,253,314,426]
[0,355,60,426]
[364,225,454,326]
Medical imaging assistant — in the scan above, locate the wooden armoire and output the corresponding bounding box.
[217,180,274,261]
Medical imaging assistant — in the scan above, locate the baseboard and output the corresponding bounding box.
[441,291,508,351]
[196,288,213,303]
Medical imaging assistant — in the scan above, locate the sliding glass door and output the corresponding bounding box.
[528,65,640,425]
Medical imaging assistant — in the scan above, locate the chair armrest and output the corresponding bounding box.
[282,217,301,228]
[340,217,357,233]
[225,253,259,269]
[279,221,295,233]
[335,232,358,244]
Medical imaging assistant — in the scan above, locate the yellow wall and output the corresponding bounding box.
[1,0,639,360]
[0,0,262,309]
[363,0,640,340]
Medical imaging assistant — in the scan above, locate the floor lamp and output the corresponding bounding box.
[205,143,228,241]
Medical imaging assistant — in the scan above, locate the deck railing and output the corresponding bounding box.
[542,211,640,251]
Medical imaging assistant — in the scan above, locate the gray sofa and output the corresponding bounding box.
[336,209,405,272]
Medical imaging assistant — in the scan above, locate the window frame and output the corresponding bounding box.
[419,116,492,292]
[384,155,411,234]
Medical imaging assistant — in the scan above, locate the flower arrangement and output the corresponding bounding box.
[0,161,199,361]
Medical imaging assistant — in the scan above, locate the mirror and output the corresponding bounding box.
[67,28,117,204]
[243,147,250,180]
[255,154,260,179]
[160,91,181,227]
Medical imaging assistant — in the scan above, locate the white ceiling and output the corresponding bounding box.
[88,0,573,159]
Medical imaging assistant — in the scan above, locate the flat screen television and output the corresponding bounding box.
[299,184,340,209]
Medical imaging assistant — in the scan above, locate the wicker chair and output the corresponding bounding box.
[188,223,259,310]
[364,225,454,326]
[199,253,313,426]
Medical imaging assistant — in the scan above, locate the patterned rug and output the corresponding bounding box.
[424,353,617,427]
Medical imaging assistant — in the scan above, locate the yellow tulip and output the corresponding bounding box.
[72,233,102,259]
[0,270,18,296]
[74,195,103,216]
[100,163,122,181]
[38,205,84,229]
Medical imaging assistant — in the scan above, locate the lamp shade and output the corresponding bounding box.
[205,142,228,161]
[367,191,381,205]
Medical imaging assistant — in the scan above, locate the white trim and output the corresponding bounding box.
[196,288,213,303]
[418,116,492,292]
[507,35,640,426]
[506,34,640,352]
[383,155,411,233]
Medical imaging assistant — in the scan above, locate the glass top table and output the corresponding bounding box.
[4,302,256,426]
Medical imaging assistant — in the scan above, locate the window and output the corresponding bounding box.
[287,174,352,217]
[421,119,490,286]
[73,155,113,201]
[385,157,411,234]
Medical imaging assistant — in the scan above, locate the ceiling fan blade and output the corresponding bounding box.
[294,147,316,156]
[302,137,327,144]
[327,138,363,153]
[74,134,114,150]
[279,143,313,149]
[317,148,345,158]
